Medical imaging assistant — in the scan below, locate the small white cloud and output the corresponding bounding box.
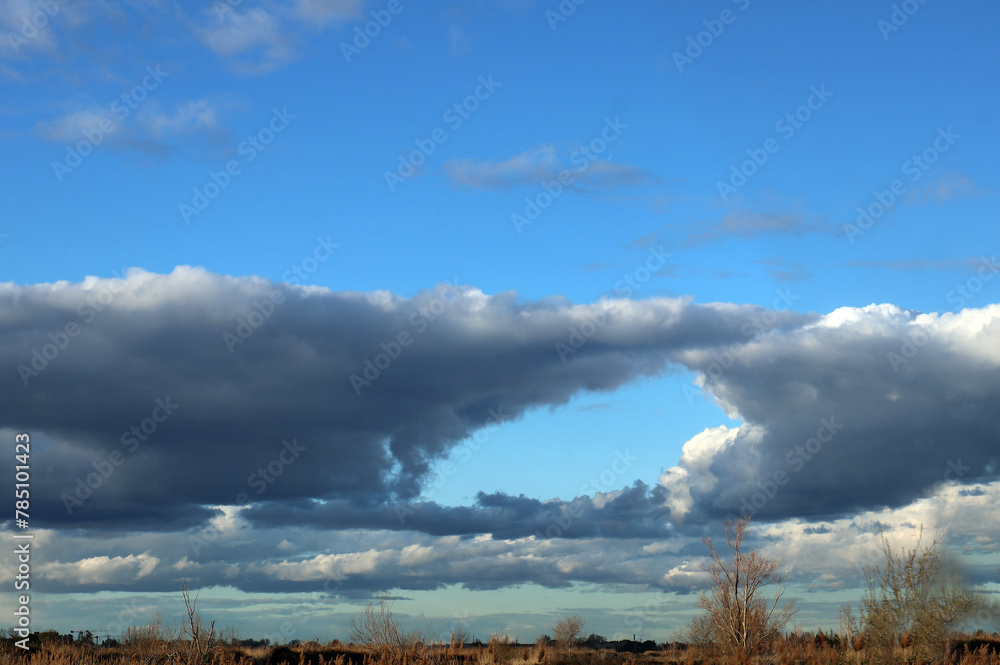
[138,100,221,140]
[197,7,294,72]
[43,552,160,584]
[908,173,981,204]
[35,109,116,142]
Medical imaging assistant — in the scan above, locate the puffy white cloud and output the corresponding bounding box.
[42,552,160,585]
[658,425,737,521]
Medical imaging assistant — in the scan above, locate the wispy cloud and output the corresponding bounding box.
[655,264,744,280]
[448,24,472,57]
[625,227,672,250]
[754,257,813,283]
[847,257,989,272]
[444,144,661,193]
[196,7,296,73]
[683,209,830,248]
[0,0,134,68]
[907,173,985,204]
[445,145,561,189]
[292,0,363,26]
[35,99,231,159]
[196,0,362,72]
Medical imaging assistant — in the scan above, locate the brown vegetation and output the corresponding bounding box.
[858,527,982,663]
[4,633,1000,665]
[693,516,795,658]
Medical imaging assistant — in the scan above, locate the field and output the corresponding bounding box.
[3,633,1000,665]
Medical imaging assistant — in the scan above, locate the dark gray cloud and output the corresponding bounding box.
[0,267,804,530]
[243,482,672,540]
[3,268,1000,606]
[667,303,1000,522]
[19,480,1000,597]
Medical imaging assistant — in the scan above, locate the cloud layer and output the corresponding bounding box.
[0,267,804,529]
[2,268,999,605]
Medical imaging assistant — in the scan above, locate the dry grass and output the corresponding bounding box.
[2,634,999,665]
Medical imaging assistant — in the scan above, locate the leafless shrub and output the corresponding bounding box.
[181,581,216,662]
[349,593,415,658]
[695,515,795,658]
[553,616,584,653]
[858,526,979,663]
[122,613,177,663]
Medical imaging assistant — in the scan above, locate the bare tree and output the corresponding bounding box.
[553,615,585,652]
[181,581,216,662]
[858,527,979,663]
[839,603,858,650]
[350,593,409,655]
[449,627,470,649]
[696,516,795,657]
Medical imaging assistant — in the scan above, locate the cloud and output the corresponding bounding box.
[768,268,812,283]
[0,0,138,73]
[445,145,561,189]
[0,0,110,59]
[244,482,672,541]
[683,210,830,248]
[0,267,808,530]
[752,257,812,283]
[448,24,471,57]
[669,303,1000,521]
[847,258,987,272]
[658,426,737,521]
[625,227,670,250]
[35,99,231,158]
[5,268,1000,539]
[138,100,225,141]
[3,268,1000,605]
[43,552,160,585]
[35,109,114,143]
[444,144,660,193]
[0,0,360,73]
[654,264,745,280]
[292,0,363,25]
[907,173,983,204]
[7,479,999,598]
[197,0,362,72]
[195,6,296,73]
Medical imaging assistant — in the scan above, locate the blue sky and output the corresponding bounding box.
[1,0,999,645]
